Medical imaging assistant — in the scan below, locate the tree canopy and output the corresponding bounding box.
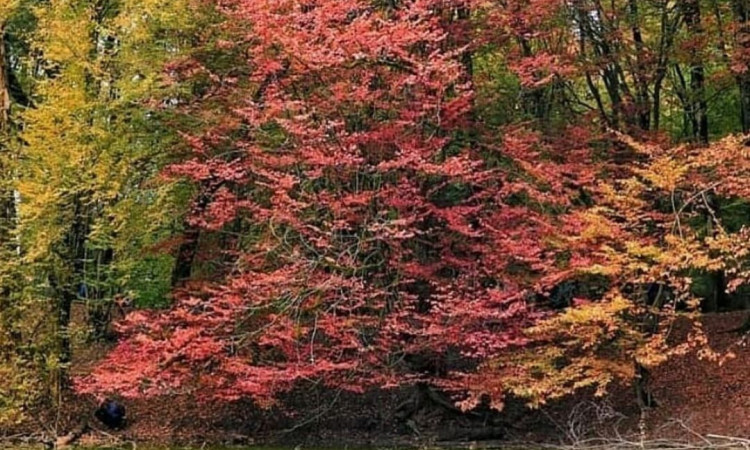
[1,0,749,429]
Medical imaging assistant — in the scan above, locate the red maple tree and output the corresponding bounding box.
[76,0,602,408]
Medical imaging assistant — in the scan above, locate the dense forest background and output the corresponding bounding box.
[0,0,749,444]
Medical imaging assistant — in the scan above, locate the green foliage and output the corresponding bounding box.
[123,255,174,308]
[474,52,522,128]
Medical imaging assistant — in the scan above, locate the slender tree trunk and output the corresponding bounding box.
[0,23,14,304]
[87,248,115,340]
[456,5,473,79]
[518,38,551,123]
[671,63,699,139]
[634,363,656,408]
[738,75,750,133]
[54,197,88,371]
[0,26,10,129]
[0,25,14,226]
[172,225,201,287]
[703,194,730,312]
[634,282,665,409]
[653,2,679,131]
[685,0,709,144]
[573,4,610,127]
[628,0,650,131]
[574,1,633,130]
[171,181,223,287]
[712,270,730,310]
[732,0,750,132]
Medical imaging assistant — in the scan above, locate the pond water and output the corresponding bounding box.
[28,447,425,450]
[11,444,530,450]
[3,444,544,450]
[77,446,550,450]
[3,447,404,450]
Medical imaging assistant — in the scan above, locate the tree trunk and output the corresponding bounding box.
[732,0,750,132]
[573,1,633,130]
[171,225,201,287]
[0,27,10,128]
[628,0,651,131]
[456,5,473,79]
[57,198,88,369]
[87,248,116,340]
[634,363,657,409]
[518,38,552,123]
[703,195,730,312]
[0,24,16,245]
[171,181,223,287]
[653,4,680,131]
[685,0,709,144]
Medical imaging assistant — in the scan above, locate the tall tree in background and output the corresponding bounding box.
[0,0,26,427]
[730,0,750,131]
[682,0,710,144]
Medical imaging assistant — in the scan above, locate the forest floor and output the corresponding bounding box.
[5,311,749,449]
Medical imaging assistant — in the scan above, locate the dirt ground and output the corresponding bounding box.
[5,311,749,448]
[646,312,749,438]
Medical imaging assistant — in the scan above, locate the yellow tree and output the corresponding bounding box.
[13,0,201,406]
[0,0,29,428]
[493,133,748,411]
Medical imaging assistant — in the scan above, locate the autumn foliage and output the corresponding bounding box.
[1,0,742,417]
[69,0,750,412]
[75,0,591,407]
